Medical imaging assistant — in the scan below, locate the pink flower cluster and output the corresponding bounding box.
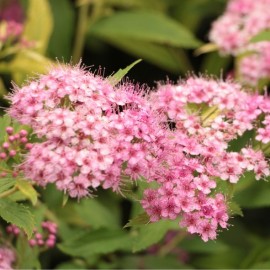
[8,65,165,198]
[209,0,270,85]
[7,64,270,241]
[141,77,270,241]
[0,246,16,270]
[7,221,57,249]
[0,0,24,44]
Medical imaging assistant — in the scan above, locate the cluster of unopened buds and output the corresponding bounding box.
[6,221,57,249]
[209,0,270,85]
[0,126,32,178]
[7,63,270,241]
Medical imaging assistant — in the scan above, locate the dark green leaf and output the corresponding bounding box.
[48,0,75,59]
[58,228,132,258]
[0,198,35,238]
[235,180,270,208]
[74,198,120,229]
[96,37,189,73]
[181,237,229,254]
[132,219,179,252]
[89,11,202,48]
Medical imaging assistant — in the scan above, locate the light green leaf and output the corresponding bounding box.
[108,59,142,85]
[74,198,120,229]
[58,229,132,258]
[132,219,179,252]
[89,11,202,48]
[16,235,40,269]
[23,0,53,53]
[0,198,35,238]
[0,178,16,194]
[16,179,38,205]
[124,212,149,228]
[229,201,243,217]
[250,30,270,43]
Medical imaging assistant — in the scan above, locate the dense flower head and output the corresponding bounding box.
[8,64,166,198]
[141,77,270,241]
[209,0,270,85]
[8,65,270,242]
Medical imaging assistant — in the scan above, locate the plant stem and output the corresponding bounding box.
[0,186,18,198]
[72,3,90,63]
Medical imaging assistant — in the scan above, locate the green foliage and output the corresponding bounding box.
[108,59,142,85]
[250,30,270,43]
[89,11,201,48]
[0,198,35,238]
[132,219,179,252]
[58,228,132,258]
[15,179,38,206]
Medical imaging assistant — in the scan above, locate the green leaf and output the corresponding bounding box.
[250,30,270,43]
[0,178,16,194]
[235,180,270,208]
[89,11,202,49]
[0,198,35,238]
[74,198,120,229]
[228,201,243,217]
[181,237,229,254]
[58,228,132,258]
[48,0,75,59]
[200,51,232,76]
[124,212,149,228]
[15,179,38,205]
[132,219,179,252]
[108,59,142,85]
[119,255,192,269]
[16,235,40,269]
[23,0,53,53]
[107,37,188,73]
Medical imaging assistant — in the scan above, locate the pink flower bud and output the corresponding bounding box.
[8,136,15,142]
[9,150,16,157]
[2,142,9,149]
[19,130,28,137]
[25,143,33,150]
[29,239,36,247]
[20,137,28,144]
[14,134,20,140]
[5,127,13,135]
[0,152,7,159]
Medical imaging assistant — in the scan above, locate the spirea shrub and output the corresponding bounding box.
[6,63,270,242]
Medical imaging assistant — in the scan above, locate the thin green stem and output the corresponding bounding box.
[0,186,18,198]
[72,3,90,63]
